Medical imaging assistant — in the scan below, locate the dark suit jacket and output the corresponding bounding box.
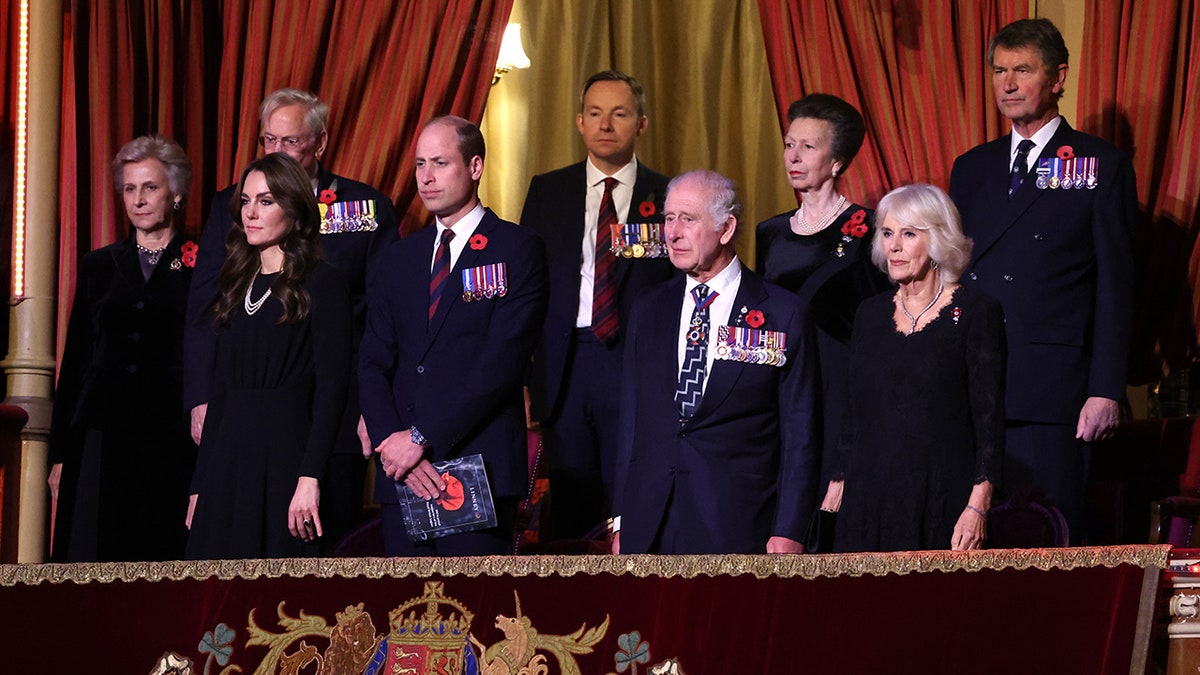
[614,264,819,554]
[184,166,397,411]
[520,160,675,423]
[359,209,549,502]
[949,120,1136,424]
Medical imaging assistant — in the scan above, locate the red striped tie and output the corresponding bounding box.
[429,228,455,321]
[591,177,619,344]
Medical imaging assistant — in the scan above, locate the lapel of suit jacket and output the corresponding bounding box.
[423,209,499,353]
[689,263,768,423]
[971,122,1075,262]
[649,276,688,411]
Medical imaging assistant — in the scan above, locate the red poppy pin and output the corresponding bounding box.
[840,209,869,238]
[318,188,337,205]
[639,200,657,218]
[469,233,488,250]
[746,309,765,328]
[1056,145,1075,161]
[180,241,199,268]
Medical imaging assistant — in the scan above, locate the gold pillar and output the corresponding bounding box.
[2,0,62,563]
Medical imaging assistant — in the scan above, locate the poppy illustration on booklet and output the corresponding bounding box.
[396,454,498,541]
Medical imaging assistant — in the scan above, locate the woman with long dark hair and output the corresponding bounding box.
[186,153,352,559]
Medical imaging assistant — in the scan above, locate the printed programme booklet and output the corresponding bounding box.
[396,453,498,541]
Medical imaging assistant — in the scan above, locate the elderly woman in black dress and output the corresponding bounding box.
[755,94,888,492]
[186,153,351,559]
[822,184,1004,552]
[49,134,198,561]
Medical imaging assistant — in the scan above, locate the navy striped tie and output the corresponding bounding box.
[675,284,716,420]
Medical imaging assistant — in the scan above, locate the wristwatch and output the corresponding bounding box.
[409,426,429,446]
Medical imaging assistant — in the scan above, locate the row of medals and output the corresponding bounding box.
[1036,157,1099,190]
[461,264,508,302]
[611,223,667,259]
[318,200,379,234]
[713,326,788,366]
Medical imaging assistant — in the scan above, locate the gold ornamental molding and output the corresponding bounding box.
[0,545,1171,587]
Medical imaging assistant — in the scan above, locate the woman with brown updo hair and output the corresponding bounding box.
[186,152,352,559]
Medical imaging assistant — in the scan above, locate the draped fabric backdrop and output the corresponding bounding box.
[58,0,513,355]
[756,0,1029,205]
[480,0,792,262]
[1078,0,1200,382]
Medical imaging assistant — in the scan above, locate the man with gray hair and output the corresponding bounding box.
[611,170,818,554]
[184,88,398,551]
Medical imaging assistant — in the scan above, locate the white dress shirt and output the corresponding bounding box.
[430,202,485,270]
[576,158,640,327]
[1010,115,1062,172]
[676,256,742,396]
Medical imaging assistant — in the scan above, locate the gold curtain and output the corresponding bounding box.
[481,0,792,263]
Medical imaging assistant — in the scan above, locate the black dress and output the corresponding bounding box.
[756,205,889,483]
[832,285,1005,552]
[186,263,352,559]
[50,234,197,562]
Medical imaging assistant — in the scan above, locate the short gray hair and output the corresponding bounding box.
[260,88,329,136]
[871,183,972,283]
[666,169,743,234]
[111,134,192,198]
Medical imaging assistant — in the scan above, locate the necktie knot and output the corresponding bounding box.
[1014,139,1035,176]
[1009,139,1037,199]
[602,176,618,192]
[440,229,456,246]
[691,284,713,308]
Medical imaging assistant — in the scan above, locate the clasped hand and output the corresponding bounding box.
[375,430,446,500]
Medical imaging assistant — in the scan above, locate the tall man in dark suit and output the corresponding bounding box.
[359,116,548,556]
[612,170,818,555]
[184,88,398,549]
[949,18,1136,542]
[520,70,675,539]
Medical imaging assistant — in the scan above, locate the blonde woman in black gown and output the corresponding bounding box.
[822,184,1004,552]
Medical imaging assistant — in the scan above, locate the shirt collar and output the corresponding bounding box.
[585,156,639,188]
[435,202,486,240]
[1011,115,1062,156]
[684,254,741,298]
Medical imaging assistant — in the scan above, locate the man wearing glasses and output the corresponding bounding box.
[184,88,398,553]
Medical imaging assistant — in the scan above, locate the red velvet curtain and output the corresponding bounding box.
[1078,0,1200,382]
[755,0,1028,205]
[59,0,513,346]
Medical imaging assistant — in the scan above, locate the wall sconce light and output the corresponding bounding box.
[493,23,531,85]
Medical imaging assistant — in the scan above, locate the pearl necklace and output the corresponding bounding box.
[793,194,847,235]
[898,279,945,335]
[243,269,273,316]
[136,242,168,265]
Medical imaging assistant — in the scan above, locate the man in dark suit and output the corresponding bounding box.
[520,70,675,540]
[949,18,1136,542]
[183,88,398,550]
[359,116,548,556]
[612,170,818,555]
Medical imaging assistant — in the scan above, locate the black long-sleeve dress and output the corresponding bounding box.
[186,263,351,559]
[50,234,197,562]
[756,205,889,484]
[832,285,1005,552]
